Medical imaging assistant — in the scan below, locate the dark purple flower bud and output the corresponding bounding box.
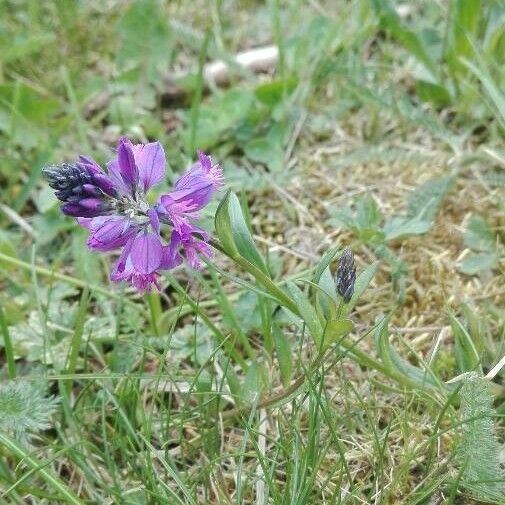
[92,173,117,197]
[336,247,356,303]
[61,202,108,218]
[42,162,115,217]
[81,183,102,196]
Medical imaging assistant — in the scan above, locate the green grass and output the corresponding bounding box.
[1,0,504,503]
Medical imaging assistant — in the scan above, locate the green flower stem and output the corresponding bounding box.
[209,240,300,316]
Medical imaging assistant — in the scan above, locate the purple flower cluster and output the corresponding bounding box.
[43,137,223,292]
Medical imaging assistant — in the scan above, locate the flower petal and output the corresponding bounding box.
[110,238,134,281]
[117,137,139,192]
[133,141,166,192]
[130,232,163,274]
[87,216,136,251]
[148,208,160,235]
[106,159,129,195]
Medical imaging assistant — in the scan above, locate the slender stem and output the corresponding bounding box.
[65,288,89,387]
[0,303,16,379]
[209,240,300,316]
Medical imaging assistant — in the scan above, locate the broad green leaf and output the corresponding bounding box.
[324,319,353,348]
[314,267,337,320]
[215,190,268,274]
[383,215,432,241]
[448,312,482,374]
[244,137,284,172]
[416,79,452,107]
[255,77,298,107]
[459,252,499,275]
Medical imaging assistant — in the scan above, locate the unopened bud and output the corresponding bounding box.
[336,247,356,303]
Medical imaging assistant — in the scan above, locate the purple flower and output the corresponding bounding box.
[157,151,224,232]
[43,138,223,292]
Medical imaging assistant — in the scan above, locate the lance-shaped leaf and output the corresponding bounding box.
[215,190,269,275]
[448,311,482,375]
[375,318,443,391]
[287,281,324,346]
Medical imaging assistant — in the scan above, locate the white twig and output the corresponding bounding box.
[203,45,278,85]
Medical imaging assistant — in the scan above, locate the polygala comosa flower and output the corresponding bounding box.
[43,137,223,292]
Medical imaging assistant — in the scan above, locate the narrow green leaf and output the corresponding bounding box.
[345,261,379,313]
[372,0,438,78]
[65,288,89,380]
[287,282,324,345]
[461,57,505,126]
[313,246,339,284]
[272,323,292,386]
[448,312,482,374]
[0,432,85,505]
[0,303,16,379]
[375,319,442,390]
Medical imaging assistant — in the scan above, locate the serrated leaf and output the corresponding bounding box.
[457,374,505,501]
[407,175,454,222]
[327,197,385,246]
[464,216,496,252]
